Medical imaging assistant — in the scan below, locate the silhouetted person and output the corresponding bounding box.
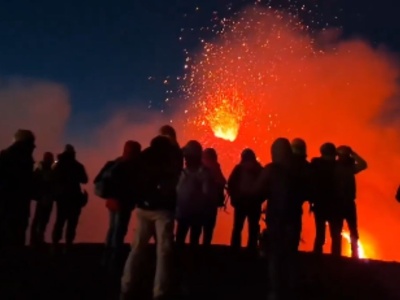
[51,145,88,253]
[310,143,340,255]
[98,140,142,269]
[175,141,216,248]
[290,138,313,250]
[335,145,367,258]
[121,134,182,300]
[30,152,55,246]
[253,138,300,300]
[202,148,226,246]
[0,129,36,249]
[228,149,263,252]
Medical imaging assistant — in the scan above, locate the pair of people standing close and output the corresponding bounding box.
[120,126,226,300]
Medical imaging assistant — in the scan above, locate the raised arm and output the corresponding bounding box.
[351,150,367,174]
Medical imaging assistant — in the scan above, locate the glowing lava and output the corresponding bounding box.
[204,89,245,142]
[342,231,366,259]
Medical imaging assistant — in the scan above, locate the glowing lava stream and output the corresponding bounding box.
[342,231,365,259]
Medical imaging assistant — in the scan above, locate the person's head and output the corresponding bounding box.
[122,140,141,160]
[183,140,203,168]
[271,137,293,166]
[241,148,257,163]
[13,129,36,152]
[63,144,76,159]
[336,145,353,163]
[159,125,177,142]
[320,143,336,160]
[42,152,54,165]
[150,135,171,154]
[291,138,307,158]
[203,148,218,163]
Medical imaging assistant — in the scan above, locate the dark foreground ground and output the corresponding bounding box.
[0,244,400,300]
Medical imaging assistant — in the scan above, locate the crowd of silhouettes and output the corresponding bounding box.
[0,125,369,300]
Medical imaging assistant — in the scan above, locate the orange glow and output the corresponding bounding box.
[341,231,366,259]
[181,6,400,261]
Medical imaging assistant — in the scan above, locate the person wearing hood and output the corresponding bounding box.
[0,129,36,248]
[202,148,226,246]
[334,145,367,258]
[30,152,55,246]
[175,141,216,248]
[96,140,142,270]
[121,134,182,300]
[228,148,263,252]
[310,143,339,255]
[51,144,88,253]
[290,138,313,250]
[253,138,300,300]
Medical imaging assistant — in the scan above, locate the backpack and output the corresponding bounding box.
[94,161,117,199]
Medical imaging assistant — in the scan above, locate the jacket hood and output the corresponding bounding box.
[271,138,293,166]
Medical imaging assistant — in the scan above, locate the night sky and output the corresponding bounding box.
[0,0,398,138]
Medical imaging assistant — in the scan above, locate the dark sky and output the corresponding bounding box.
[0,0,398,136]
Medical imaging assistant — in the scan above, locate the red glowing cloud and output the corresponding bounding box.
[180,7,400,261]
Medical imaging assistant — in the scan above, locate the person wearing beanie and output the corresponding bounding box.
[0,129,36,248]
[228,148,263,253]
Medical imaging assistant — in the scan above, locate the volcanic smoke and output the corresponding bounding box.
[181,6,400,261]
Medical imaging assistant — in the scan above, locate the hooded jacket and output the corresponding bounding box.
[228,160,263,207]
[136,136,183,211]
[253,138,298,226]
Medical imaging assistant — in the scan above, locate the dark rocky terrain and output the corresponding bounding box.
[0,244,399,300]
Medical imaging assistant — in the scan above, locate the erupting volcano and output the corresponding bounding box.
[178,3,400,261]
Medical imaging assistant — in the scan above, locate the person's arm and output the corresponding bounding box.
[252,165,271,200]
[351,150,367,174]
[227,165,241,196]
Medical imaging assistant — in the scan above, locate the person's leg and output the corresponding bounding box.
[121,209,155,297]
[112,208,133,266]
[346,201,359,258]
[313,209,326,254]
[230,207,246,250]
[175,218,190,249]
[52,202,67,245]
[246,206,261,251]
[65,206,82,247]
[153,210,175,299]
[329,214,344,257]
[202,212,217,247]
[30,201,41,245]
[39,201,53,243]
[102,211,117,266]
[189,216,202,247]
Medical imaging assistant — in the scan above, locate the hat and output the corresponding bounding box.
[291,138,307,156]
[14,129,35,143]
[183,140,202,157]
